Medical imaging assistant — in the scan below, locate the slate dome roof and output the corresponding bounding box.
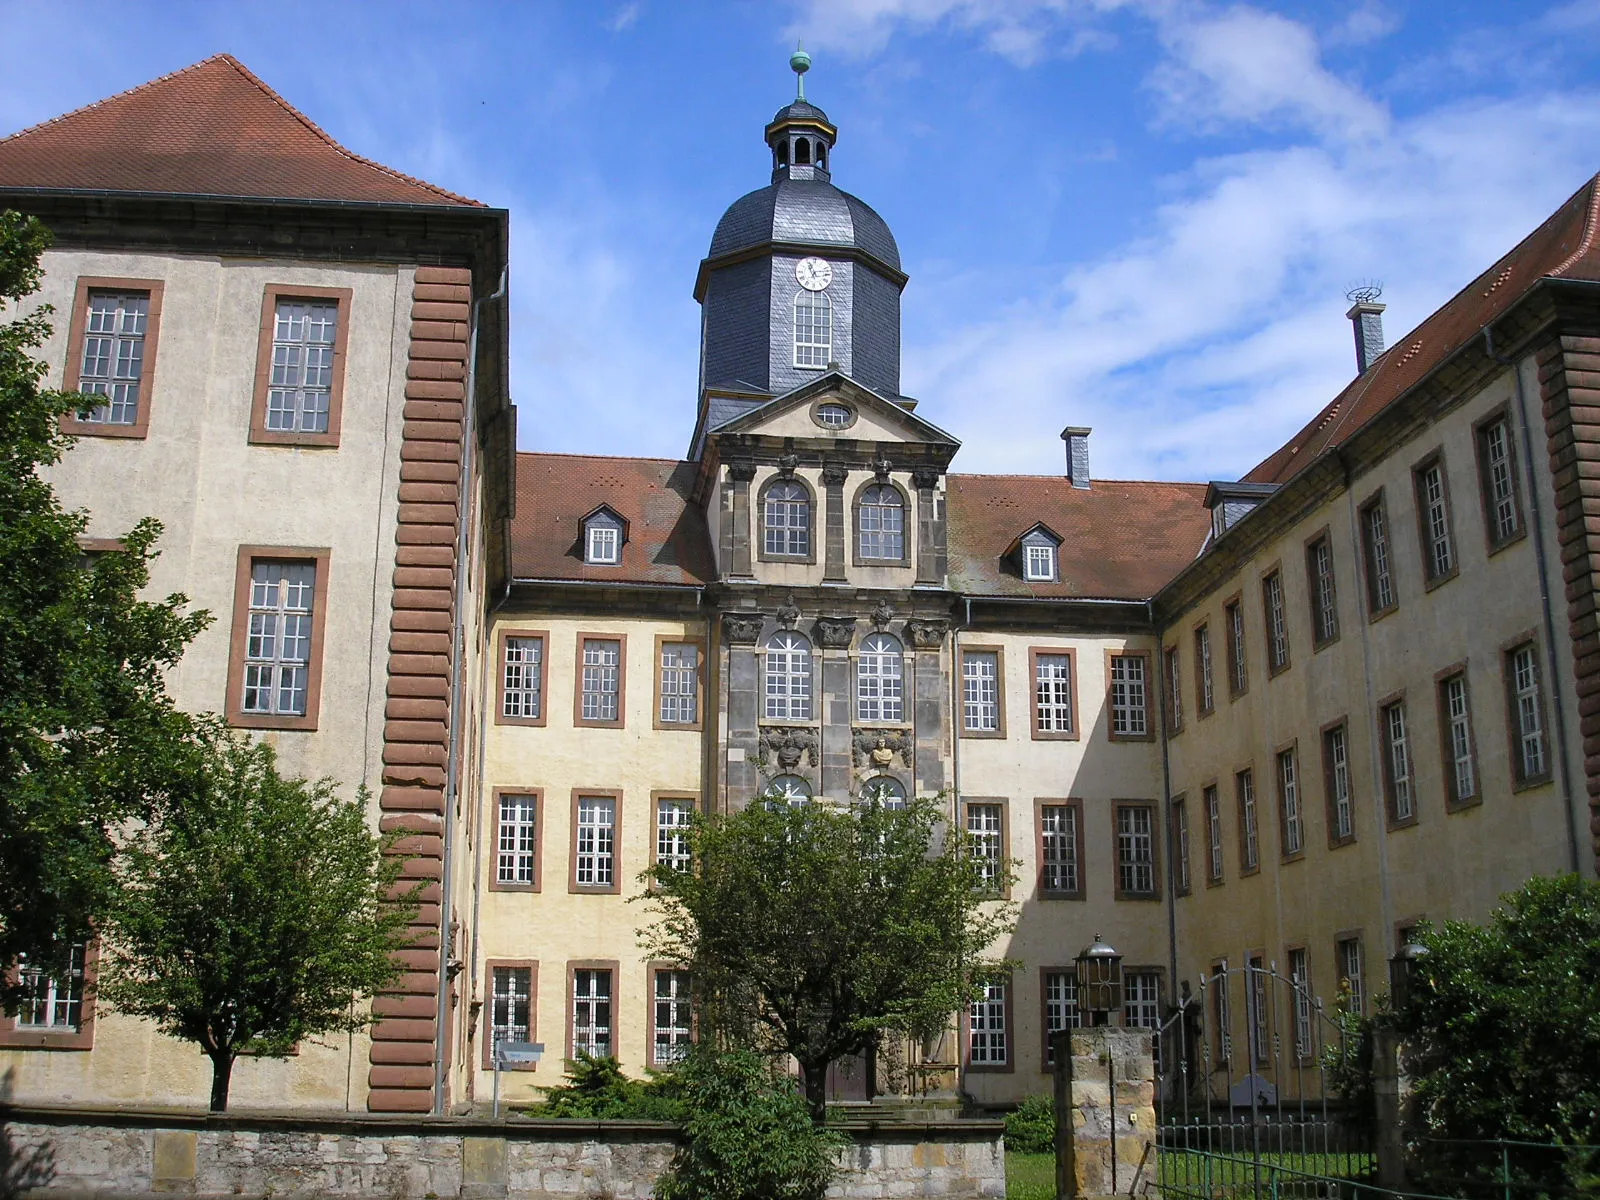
[708,178,901,272]
[768,99,833,127]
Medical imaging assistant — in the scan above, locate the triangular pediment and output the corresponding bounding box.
[709,372,960,449]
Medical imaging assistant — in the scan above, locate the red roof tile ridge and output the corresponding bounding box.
[0,53,227,147]
[518,450,686,465]
[949,472,1206,488]
[216,55,483,208]
[1551,172,1600,277]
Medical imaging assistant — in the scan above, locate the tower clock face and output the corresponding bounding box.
[795,257,833,291]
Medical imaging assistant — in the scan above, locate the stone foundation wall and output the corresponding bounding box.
[0,1107,1005,1199]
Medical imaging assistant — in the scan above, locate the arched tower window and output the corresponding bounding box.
[795,137,811,165]
[793,289,832,369]
[765,632,813,721]
[860,776,906,809]
[776,140,789,167]
[762,478,811,558]
[856,633,904,723]
[858,484,905,561]
[815,144,826,170]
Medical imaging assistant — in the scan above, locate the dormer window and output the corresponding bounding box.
[581,506,627,565]
[1025,543,1056,582]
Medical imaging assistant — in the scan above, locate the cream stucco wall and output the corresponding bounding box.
[4,249,414,1110]
[1163,354,1588,1087]
[470,612,709,1106]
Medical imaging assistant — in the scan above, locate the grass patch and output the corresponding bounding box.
[1007,1151,1055,1200]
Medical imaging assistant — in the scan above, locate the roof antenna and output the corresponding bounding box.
[1344,281,1386,374]
[1345,281,1383,305]
[791,41,811,101]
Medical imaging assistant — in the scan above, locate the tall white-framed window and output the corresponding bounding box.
[652,969,693,1065]
[1039,803,1079,894]
[502,635,544,720]
[1338,937,1365,1016]
[1034,653,1074,735]
[1116,805,1156,896]
[575,796,616,888]
[1172,797,1191,894]
[962,649,999,733]
[1238,770,1259,871]
[1362,499,1396,612]
[243,561,315,717]
[497,793,538,885]
[17,944,87,1030]
[1383,701,1413,823]
[1248,956,1268,1065]
[580,639,622,723]
[1478,416,1522,546]
[966,802,1003,889]
[1263,571,1289,672]
[764,632,813,720]
[1024,542,1057,582]
[1212,962,1233,1064]
[1164,646,1183,730]
[858,484,906,561]
[586,521,620,565]
[1278,747,1303,856]
[763,480,811,557]
[1289,949,1313,1059]
[793,288,832,369]
[572,968,613,1058]
[1123,971,1161,1030]
[490,965,532,1056]
[1043,971,1079,1065]
[1326,724,1354,842]
[765,774,813,806]
[1196,624,1215,714]
[1227,600,1248,694]
[968,980,1008,1066]
[267,298,337,434]
[861,776,907,808]
[77,291,149,424]
[656,798,693,873]
[856,633,904,723]
[1417,460,1456,581]
[658,642,699,725]
[1441,674,1477,805]
[1110,654,1148,737]
[1308,536,1339,644]
[1509,644,1547,783]
[1205,784,1224,882]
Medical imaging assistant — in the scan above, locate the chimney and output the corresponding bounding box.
[1346,295,1386,374]
[1060,426,1092,490]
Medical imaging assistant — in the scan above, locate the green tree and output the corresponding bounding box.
[97,727,415,1111]
[1393,874,1600,1192]
[639,794,1016,1119]
[0,211,208,983]
[653,1049,843,1200]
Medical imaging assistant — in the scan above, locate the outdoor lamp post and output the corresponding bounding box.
[1388,939,1429,1011]
[1075,934,1123,1027]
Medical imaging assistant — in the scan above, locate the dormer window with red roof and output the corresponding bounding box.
[1011,524,1062,583]
[582,507,627,566]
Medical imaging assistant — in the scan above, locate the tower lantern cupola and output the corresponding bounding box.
[766,46,837,183]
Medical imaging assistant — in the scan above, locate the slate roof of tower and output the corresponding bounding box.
[0,53,481,207]
[513,452,1211,601]
[1246,171,1600,486]
[709,179,901,271]
[769,100,834,127]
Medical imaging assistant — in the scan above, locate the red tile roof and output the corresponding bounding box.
[512,453,716,586]
[947,475,1210,600]
[1246,172,1600,485]
[0,54,480,207]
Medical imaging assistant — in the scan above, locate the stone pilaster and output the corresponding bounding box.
[1055,1028,1157,1200]
[913,467,943,585]
[721,612,762,809]
[908,619,949,796]
[728,463,755,579]
[822,463,848,582]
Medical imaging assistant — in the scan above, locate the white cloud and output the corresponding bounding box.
[607,3,643,33]
[791,0,1102,65]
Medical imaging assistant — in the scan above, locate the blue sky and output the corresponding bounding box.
[3,1,1600,481]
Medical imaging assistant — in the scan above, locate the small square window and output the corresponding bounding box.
[587,523,620,564]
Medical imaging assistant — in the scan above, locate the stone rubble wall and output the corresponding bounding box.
[0,1108,1006,1199]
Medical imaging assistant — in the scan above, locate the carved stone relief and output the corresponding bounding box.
[851,728,914,770]
[904,618,949,650]
[870,600,895,630]
[815,616,857,649]
[776,593,801,630]
[758,726,820,771]
[722,612,763,646]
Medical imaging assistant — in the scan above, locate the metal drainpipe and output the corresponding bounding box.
[1484,326,1582,874]
[1154,600,1181,1021]
[434,267,508,1114]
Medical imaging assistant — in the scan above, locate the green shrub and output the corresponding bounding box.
[1004,1093,1056,1154]
[654,1050,843,1200]
[531,1052,683,1120]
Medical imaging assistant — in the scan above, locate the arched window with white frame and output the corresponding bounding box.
[793,289,832,369]
[764,632,813,720]
[858,484,906,562]
[763,479,811,558]
[766,774,813,807]
[860,776,907,809]
[856,632,904,723]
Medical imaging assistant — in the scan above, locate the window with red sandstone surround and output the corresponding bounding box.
[225,547,330,732]
[0,941,97,1050]
[249,284,351,447]
[61,278,164,439]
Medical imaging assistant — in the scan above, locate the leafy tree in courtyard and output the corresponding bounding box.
[0,211,208,985]
[97,727,416,1111]
[1392,874,1600,1192]
[639,794,1016,1120]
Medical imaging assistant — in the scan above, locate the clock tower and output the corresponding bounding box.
[693,50,907,447]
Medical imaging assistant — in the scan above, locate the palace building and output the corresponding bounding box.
[0,53,1596,1115]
